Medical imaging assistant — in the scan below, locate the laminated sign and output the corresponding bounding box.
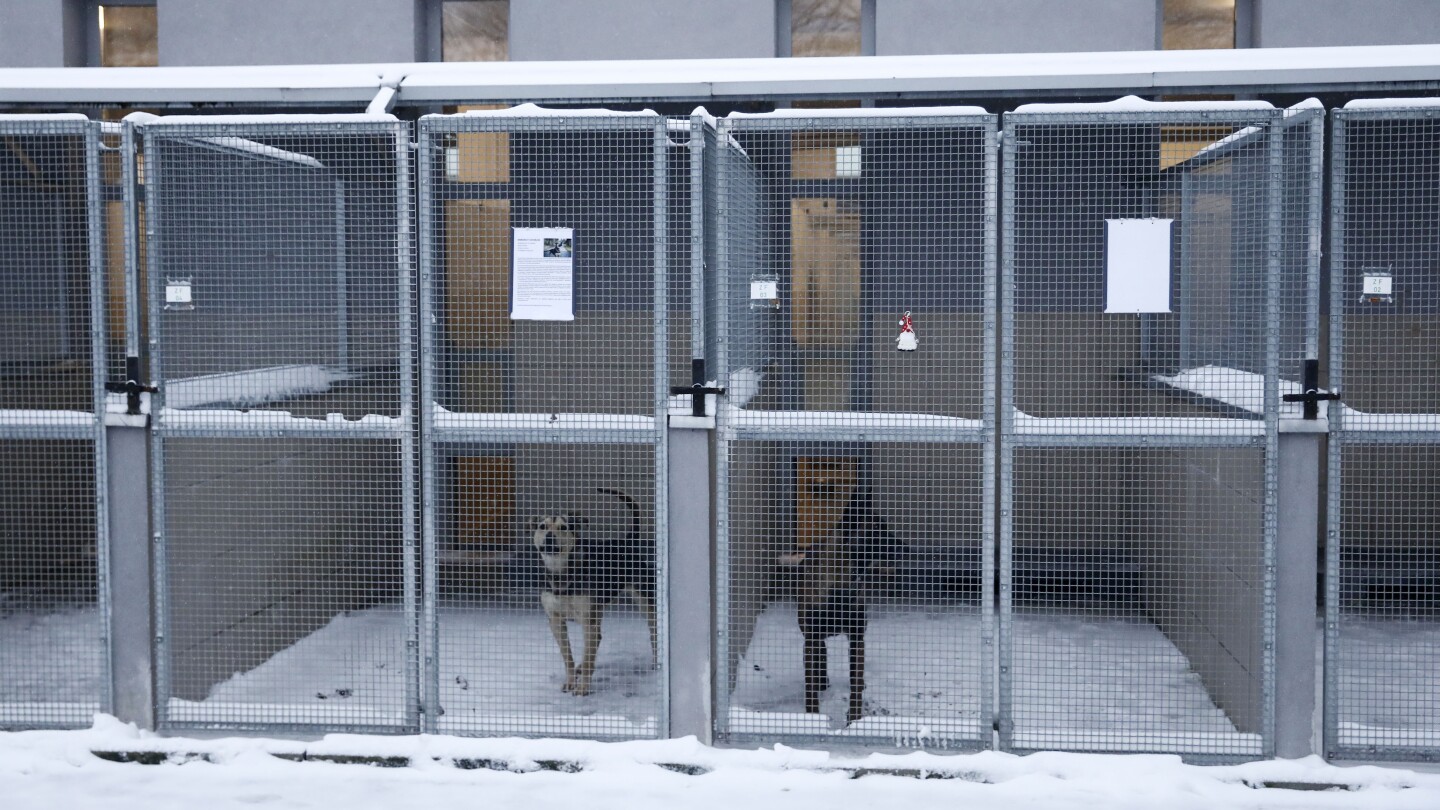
[511,227,575,321]
[1104,219,1173,314]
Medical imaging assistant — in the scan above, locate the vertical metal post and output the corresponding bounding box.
[1275,428,1322,757]
[1261,109,1286,758]
[395,123,422,733]
[996,123,1017,752]
[84,122,115,718]
[690,115,707,391]
[712,118,735,740]
[141,124,172,726]
[981,119,999,752]
[666,426,714,742]
[106,423,154,729]
[1322,109,1348,759]
[416,118,441,734]
[653,117,672,737]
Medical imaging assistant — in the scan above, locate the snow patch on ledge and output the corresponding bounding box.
[138,113,399,125]
[726,409,983,431]
[0,410,95,427]
[163,365,356,410]
[433,406,655,431]
[438,102,661,119]
[1014,95,1273,114]
[159,409,399,430]
[1344,97,1440,110]
[727,105,989,120]
[0,113,89,123]
[1013,412,1264,436]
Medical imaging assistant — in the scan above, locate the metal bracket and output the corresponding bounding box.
[104,356,158,416]
[1281,358,1339,420]
[672,358,726,418]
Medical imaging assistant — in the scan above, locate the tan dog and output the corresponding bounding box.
[534,488,657,696]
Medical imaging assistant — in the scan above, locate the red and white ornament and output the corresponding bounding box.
[896,310,918,351]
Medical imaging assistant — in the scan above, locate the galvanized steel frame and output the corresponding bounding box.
[141,117,419,734]
[0,115,113,727]
[416,110,674,739]
[1325,104,1440,763]
[998,107,1288,760]
[712,110,1000,749]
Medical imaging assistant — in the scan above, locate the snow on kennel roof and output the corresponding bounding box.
[0,44,1438,107]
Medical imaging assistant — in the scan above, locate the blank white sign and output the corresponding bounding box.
[1104,218,1173,314]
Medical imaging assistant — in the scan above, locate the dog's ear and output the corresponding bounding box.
[529,516,546,531]
[565,513,589,526]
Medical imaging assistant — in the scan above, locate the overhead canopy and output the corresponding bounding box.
[0,44,1437,108]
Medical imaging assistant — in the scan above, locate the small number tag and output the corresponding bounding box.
[1363,275,1392,296]
[165,279,194,310]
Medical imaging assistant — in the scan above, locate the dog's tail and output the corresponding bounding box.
[597,487,640,539]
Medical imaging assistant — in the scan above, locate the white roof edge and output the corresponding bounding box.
[1013,95,1274,113]
[0,45,1437,105]
[726,105,990,119]
[1343,97,1440,110]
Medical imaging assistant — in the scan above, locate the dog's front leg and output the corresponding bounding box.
[546,610,577,692]
[575,601,602,697]
[802,631,826,715]
[846,630,866,725]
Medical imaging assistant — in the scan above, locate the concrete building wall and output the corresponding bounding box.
[1254,0,1440,47]
[876,0,1160,56]
[0,0,85,67]
[159,0,424,66]
[1150,446,1267,736]
[510,0,777,61]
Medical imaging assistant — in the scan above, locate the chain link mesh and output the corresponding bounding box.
[142,117,417,733]
[418,109,677,739]
[1328,103,1440,762]
[714,109,997,748]
[1000,105,1294,758]
[0,116,108,729]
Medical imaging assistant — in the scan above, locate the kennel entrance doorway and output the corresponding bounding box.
[999,101,1320,759]
[1327,102,1440,762]
[712,108,999,749]
[0,116,110,729]
[141,117,418,733]
[417,109,677,739]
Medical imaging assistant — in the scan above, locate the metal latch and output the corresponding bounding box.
[672,359,726,418]
[1281,358,1339,421]
[104,357,158,416]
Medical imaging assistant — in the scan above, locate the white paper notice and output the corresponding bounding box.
[1104,219,1173,314]
[511,227,575,321]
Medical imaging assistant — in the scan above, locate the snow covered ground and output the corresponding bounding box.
[1337,618,1440,749]
[6,601,1440,754]
[6,605,1440,808]
[3,716,1440,810]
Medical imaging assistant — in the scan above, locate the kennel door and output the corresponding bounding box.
[141,116,418,734]
[0,115,110,730]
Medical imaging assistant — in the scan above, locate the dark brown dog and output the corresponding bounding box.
[779,487,899,724]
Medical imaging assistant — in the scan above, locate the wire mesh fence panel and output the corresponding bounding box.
[418,109,675,739]
[141,117,416,733]
[713,109,997,749]
[0,115,109,729]
[1328,103,1440,762]
[1001,103,1290,759]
